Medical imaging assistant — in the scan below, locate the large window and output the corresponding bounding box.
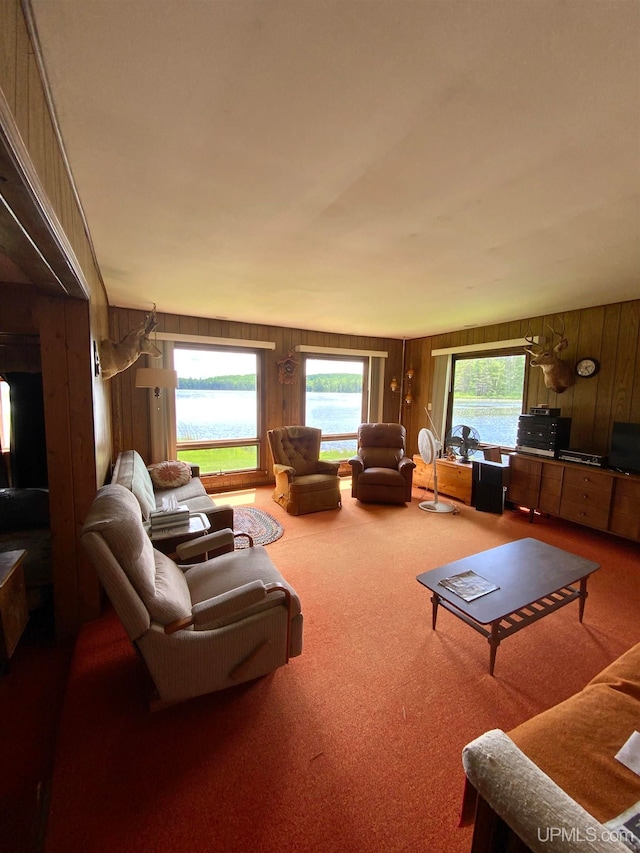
[447,351,526,449]
[303,357,367,461]
[174,346,260,474]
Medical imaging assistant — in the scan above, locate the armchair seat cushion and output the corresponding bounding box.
[357,467,406,487]
[288,473,343,494]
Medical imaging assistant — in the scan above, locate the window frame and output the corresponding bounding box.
[302,354,369,460]
[445,346,530,451]
[173,343,264,474]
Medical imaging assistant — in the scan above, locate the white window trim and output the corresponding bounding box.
[155,332,275,349]
[432,337,537,357]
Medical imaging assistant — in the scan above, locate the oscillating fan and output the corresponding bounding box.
[417,427,456,514]
[446,424,480,463]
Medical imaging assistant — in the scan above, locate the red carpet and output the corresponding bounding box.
[45,484,640,852]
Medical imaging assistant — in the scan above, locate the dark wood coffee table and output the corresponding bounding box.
[416,538,600,675]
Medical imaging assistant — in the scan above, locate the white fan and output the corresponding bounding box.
[417,427,456,514]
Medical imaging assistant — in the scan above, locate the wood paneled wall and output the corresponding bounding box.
[403,300,640,458]
[1,1,112,636]
[109,307,404,491]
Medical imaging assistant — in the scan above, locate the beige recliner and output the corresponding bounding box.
[81,484,302,707]
[349,423,415,504]
[267,426,342,515]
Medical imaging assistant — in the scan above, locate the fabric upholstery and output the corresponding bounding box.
[348,423,415,504]
[82,484,192,624]
[81,483,303,705]
[462,730,628,853]
[508,641,640,824]
[112,450,234,533]
[267,426,341,515]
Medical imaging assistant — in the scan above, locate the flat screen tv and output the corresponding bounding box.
[609,422,640,475]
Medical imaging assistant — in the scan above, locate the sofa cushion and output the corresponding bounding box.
[148,460,192,490]
[83,484,192,625]
[508,641,640,824]
[112,450,156,520]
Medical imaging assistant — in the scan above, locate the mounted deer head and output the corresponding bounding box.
[98,306,162,380]
[524,320,574,394]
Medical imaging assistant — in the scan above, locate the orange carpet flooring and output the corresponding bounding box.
[45,482,640,852]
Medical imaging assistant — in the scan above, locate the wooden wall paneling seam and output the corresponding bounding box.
[611,300,638,424]
[13,3,29,137]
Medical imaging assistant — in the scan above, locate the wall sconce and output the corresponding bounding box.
[135,367,178,398]
[390,367,415,405]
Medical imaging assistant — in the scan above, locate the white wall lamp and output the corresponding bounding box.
[135,367,178,397]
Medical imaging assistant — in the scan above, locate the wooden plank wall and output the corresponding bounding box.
[403,300,640,458]
[1,0,112,636]
[110,307,405,491]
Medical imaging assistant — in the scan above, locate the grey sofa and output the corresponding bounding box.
[111,450,233,532]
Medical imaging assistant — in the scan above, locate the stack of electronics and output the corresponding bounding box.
[149,504,189,531]
[516,407,572,458]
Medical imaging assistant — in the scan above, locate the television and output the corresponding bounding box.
[608,422,640,475]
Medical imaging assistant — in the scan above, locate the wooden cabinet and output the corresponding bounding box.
[412,455,473,504]
[507,453,640,542]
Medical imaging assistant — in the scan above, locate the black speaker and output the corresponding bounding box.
[472,460,510,514]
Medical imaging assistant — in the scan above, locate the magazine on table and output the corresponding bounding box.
[438,569,499,602]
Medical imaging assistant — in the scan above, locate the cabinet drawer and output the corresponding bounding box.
[563,468,612,492]
[614,477,640,499]
[559,498,610,530]
[435,460,472,504]
[561,481,613,506]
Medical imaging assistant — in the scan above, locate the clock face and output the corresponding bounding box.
[576,357,600,378]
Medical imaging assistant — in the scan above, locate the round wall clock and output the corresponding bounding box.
[575,357,600,378]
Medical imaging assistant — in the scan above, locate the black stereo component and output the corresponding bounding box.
[556,449,608,467]
[516,415,572,459]
[529,406,561,417]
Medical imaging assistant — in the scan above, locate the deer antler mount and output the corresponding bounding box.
[99,306,162,380]
[524,319,574,394]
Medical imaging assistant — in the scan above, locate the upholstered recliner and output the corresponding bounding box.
[348,423,415,504]
[81,484,302,707]
[267,426,342,515]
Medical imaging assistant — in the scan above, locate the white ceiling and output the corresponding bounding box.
[30,0,640,339]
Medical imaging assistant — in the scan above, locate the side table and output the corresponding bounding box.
[0,549,29,671]
[147,512,211,557]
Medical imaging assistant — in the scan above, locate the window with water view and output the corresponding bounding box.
[174,347,259,474]
[304,357,366,461]
[448,352,526,449]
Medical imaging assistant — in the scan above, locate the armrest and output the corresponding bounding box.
[175,528,235,561]
[398,456,416,474]
[273,463,295,478]
[205,504,234,532]
[462,729,629,853]
[165,580,268,634]
[348,456,364,476]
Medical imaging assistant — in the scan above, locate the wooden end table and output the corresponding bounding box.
[416,538,600,675]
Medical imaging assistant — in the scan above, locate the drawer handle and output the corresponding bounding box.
[582,493,588,499]
[580,511,586,517]
[583,477,590,482]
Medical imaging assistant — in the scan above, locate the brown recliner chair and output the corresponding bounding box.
[348,423,415,505]
[267,426,342,515]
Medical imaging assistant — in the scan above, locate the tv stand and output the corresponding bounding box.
[506,453,640,542]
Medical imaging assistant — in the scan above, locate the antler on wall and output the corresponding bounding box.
[524,319,574,394]
[98,306,162,380]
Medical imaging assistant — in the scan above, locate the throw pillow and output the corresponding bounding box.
[148,460,192,490]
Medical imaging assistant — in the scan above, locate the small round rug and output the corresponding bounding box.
[233,506,284,548]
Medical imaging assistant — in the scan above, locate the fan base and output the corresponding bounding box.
[418,500,456,513]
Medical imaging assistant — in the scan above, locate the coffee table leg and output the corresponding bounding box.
[578,577,588,622]
[430,593,440,629]
[488,622,500,676]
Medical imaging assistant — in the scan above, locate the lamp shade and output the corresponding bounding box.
[135,368,178,390]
